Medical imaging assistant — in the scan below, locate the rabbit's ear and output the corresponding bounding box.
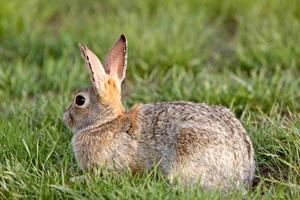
[79,44,107,93]
[103,34,127,85]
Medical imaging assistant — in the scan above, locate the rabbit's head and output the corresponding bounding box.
[63,35,127,133]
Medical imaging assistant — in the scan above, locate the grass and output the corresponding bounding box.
[0,0,300,199]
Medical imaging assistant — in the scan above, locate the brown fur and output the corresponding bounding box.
[127,104,142,138]
[63,35,255,191]
[101,78,124,116]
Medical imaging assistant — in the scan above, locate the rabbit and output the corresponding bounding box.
[63,34,255,191]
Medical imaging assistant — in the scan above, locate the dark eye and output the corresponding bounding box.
[75,95,85,106]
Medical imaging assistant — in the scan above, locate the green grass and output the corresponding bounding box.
[0,0,300,199]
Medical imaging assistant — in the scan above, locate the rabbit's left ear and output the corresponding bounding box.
[103,34,127,86]
[79,43,108,94]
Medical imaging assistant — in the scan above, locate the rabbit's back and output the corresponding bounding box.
[135,101,255,188]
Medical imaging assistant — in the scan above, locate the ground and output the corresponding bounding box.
[0,0,299,199]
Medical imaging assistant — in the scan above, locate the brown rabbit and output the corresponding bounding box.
[63,34,255,190]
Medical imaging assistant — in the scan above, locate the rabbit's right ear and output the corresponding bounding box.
[79,44,108,94]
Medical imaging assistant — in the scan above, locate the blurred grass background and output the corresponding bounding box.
[0,0,300,199]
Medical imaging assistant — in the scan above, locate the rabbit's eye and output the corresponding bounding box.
[75,95,85,106]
